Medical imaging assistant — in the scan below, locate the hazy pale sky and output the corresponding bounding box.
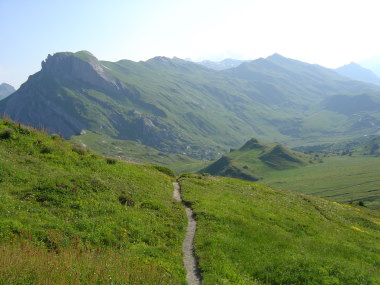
[1,0,380,88]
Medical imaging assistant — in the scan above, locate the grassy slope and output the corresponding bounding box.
[263,155,380,210]
[0,119,186,284]
[179,174,380,284]
[70,131,208,174]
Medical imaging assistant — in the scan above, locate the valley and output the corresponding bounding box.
[1,119,379,284]
[1,50,380,284]
[3,1,380,284]
[197,137,380,210]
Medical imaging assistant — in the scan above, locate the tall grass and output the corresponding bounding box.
[0,242,175,284]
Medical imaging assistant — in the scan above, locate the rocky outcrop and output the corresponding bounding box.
[41,51,125,93]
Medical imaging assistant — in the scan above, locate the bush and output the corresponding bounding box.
[72,143,88,155]
[118,195,135,206]
[51,134,61,140]
[106,157,117,165]
[151,165,175,178]
[40,145,53,154]
[358,200,365,207]
[0,128,13,139]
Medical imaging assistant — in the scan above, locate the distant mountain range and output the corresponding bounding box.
[335,62,380,85]
[0,83,15,100]
[1,51,380,159]
[196,58,246,70]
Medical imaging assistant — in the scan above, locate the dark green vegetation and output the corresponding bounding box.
[2,51,380,160]
[0,119,186,284]
[202,138,309,181]
[361,136,380,156]
[0,83,15,100]
[179,174,380,284]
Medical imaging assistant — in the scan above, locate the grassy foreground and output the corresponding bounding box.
[179,174,380,284]
[0,119,186,284]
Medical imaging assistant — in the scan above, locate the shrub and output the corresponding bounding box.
[118,195,135,206]
[51,134,61,140]
[0,128,13,139]
[358,200,365,207]
[40,145,53,154]
[106,157,117,165]
[72,143,88,155]
[152,165,175,178]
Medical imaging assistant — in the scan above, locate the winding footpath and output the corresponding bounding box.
[173,182,202,285]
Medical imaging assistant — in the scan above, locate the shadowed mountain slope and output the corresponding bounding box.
[2,51,380,160]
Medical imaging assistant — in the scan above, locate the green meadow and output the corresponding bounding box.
[0,119,186,284]
[179,174,380,284]
[263,155,380,210]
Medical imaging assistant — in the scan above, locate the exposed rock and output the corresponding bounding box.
[41,52,125,93]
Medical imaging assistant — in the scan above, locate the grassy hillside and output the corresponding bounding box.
[0,119,186,284]
[202,138,309,181]
[70,130,208,174]
[179,174,380,284]
[362,137,380,156]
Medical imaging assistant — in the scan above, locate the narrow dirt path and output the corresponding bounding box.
[173,182,202,285]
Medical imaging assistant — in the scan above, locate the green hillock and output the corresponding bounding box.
[259,144,306,169]
[202,138,308,180]
[179,174,380,284]
[201,155,259,181]
[0,119,186,284]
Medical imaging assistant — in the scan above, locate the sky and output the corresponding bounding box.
[1,0,380,88]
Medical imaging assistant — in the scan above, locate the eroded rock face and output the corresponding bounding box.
[41,52,125,92]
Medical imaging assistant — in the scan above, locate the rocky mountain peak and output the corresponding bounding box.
[41,51,124,92]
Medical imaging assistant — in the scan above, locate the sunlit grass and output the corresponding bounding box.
[180,174,380,284]
[0,118,186,284]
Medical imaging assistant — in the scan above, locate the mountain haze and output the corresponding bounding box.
[360,55,380,77]
[0,83,15,100]
[336,62,380,85]
[197,58,246,70]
